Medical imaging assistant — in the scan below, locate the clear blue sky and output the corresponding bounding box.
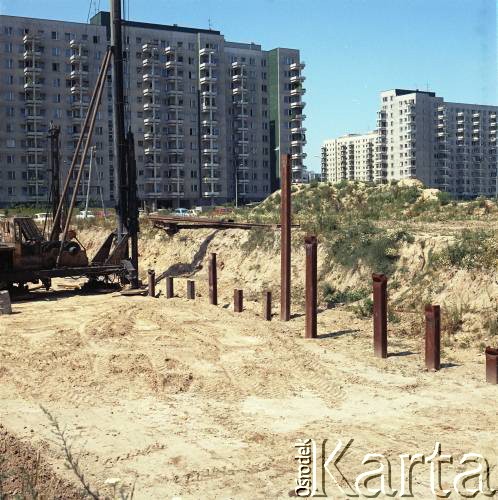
[2,0,497,173]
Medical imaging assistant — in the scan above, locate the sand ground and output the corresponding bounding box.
[1,278,498,498]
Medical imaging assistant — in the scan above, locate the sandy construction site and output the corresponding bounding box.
[1,221,498,498]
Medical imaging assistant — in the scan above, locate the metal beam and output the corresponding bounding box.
[208,253,218,305]
[425,304,441,371]
[280,153,291,321]
[110,0,128,240]
[305,235,317,339]
[372,273,388,358]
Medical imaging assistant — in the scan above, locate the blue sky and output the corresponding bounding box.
[2,0,497,173]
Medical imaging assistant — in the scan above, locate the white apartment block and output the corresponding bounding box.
[321,132,375,183]
[0,12,306,208]
[322,89,497,198]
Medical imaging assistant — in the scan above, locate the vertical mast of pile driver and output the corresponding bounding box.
[110,0,139,287]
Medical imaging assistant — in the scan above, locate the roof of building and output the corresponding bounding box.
[91,11,221,36]
[381,88,437,97]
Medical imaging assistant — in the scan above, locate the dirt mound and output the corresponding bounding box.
[0,425,83,499]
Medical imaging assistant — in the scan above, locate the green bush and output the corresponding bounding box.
[437,191,452,206]
[350,297,374,318]
[321,283,368,308]
[325,219,413,275]
[434,230,498,270]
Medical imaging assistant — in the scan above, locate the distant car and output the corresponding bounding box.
[33,213,51,223]
[172,208,190,217]
[76,210,95,220]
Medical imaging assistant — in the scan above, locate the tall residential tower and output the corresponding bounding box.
[322,89,497,198]
[0,12,306,208]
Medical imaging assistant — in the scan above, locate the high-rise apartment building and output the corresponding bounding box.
[322,89,497,198]
[321,132,375,183]
[0,12,306,208]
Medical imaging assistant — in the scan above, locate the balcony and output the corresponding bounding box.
[291,152,307,160]
[166,116,184,124]
[201,119,218,127]
[143,102,160,111]
[202,132,218,140]
[289,62,305,71]
[70,53,88,64]
[291,126,306,134]
[232,87,246,96]
[200,75,217,84]
[202,103,217,111]
[166,86,184,96]
[143,132,158,141]
[202,146,219,154]
[144,177,162,185]
[71,100,89,110]
[290,101,305,109]
[165,59,183,69]
[199,61,215,71]
[290,87,305,96]
[233,99,248,107]
[70,84,89,94]
[202,89,217,98]
[23,49,42,59]
[143,73,160,82]
[166,101,183,111]
[26,130,44,138]
[143,87,159,96]
[203,190,221,197]
[290,75,305,84]
[70,69,88,79]
[23,66,42,75]
[199,47,215,56]
[69,39,86,50]
[144,117,160,125]
[165,73,182,82]
[142,58,157,68]
[202,160,220,168]
[25,96,45,105]
[232,73,247,82]
[144,146,161,155]
[24,81,42,90]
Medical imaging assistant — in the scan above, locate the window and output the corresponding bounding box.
[4,26,12,35]
[6,139,15,148]
[4,43,12,53]
[52,47,60,56]
[51,31,58,40]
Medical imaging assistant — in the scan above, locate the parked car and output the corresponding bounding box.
[76,210,95,220]
[33,213,51,223]
[172,208,190,217]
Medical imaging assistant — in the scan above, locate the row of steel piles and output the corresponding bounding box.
[147,256,273,318]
